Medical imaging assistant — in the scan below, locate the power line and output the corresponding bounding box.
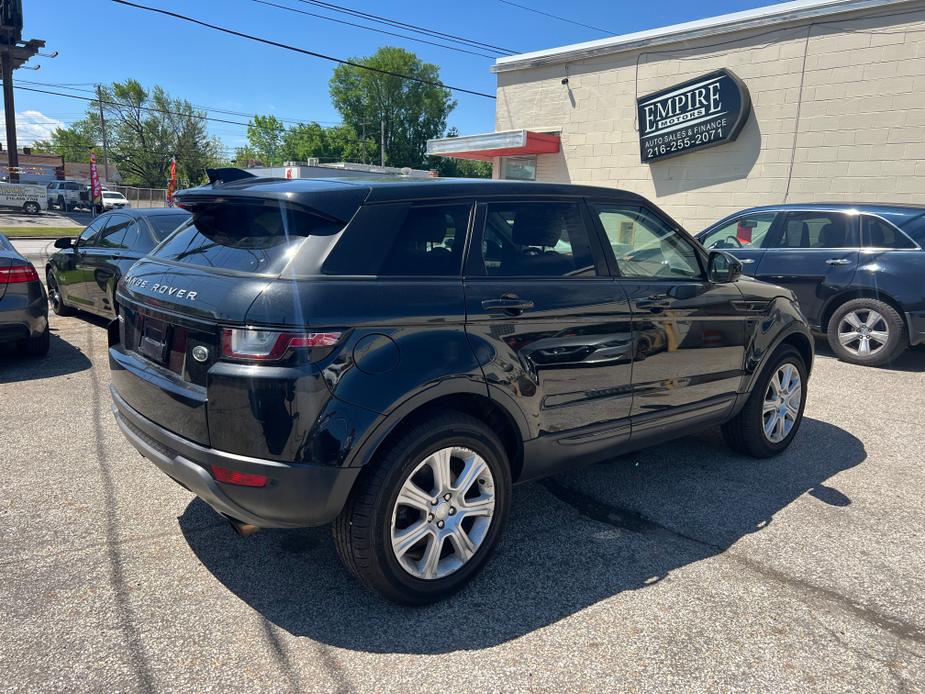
[249,0,500,59]
[110,0,497,99]
[7,84,255,127]
[6,84,378,150]
[496,0,614,36]
[16,79,344,126]
[288,0,517,54]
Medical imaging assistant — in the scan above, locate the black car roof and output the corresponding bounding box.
[175,175,650,208]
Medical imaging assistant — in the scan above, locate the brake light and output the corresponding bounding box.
[221,327,342,361]
[0,264,39,284]
[210,464,268,487]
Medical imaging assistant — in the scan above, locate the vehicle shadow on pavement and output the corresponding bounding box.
[0,328,92,383]
[814,338,925,373]
[178,417,865,654]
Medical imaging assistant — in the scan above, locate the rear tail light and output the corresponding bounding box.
[221,327,342,361]
[0,264,39,284]
[210,464,268,487]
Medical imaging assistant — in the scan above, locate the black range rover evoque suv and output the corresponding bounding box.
[109,170,813,603]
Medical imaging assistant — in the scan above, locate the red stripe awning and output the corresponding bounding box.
[426,129,560,162]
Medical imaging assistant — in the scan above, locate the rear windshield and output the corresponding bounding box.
[0,234,12,251]
[147,213,191,242]
[150,201,342,274]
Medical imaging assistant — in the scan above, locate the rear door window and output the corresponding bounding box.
[323,202,472,276]
[151,201,342,275]
[469,201,601,278]
[771,212,857,248]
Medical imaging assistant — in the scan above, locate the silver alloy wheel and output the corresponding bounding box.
[838,309,889,357]
[390,446,495,580]
[762,363,802,444]
[47,274,62,311]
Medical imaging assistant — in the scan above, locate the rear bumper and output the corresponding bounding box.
[0,285,48,343]
[111,387,360,528]
[907,311,925,346]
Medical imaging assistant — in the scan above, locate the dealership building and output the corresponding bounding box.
[427,0,925,231]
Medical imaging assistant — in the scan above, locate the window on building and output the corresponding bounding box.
[500,156,537,181]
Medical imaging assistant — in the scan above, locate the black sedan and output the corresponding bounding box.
[698,203,925,366]
[46,208,190,320]
[0,233,49,356]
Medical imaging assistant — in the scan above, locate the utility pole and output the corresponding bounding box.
[96,84,110,183]
[0,2,43,184]
[1,48,17,182]
[380,119,385,167]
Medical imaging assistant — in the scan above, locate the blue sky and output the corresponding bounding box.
[14,0,784,154]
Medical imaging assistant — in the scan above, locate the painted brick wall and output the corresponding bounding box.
[494,4,925,231]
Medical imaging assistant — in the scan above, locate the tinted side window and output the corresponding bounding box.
[594,204,702,279]
[323,203,471,276]
[98,216,131,249]
[773,212,856,249]
[78,218,107,245]
[120,220,149,252]
[862,216,916,249]
[473,201,598,278]
[152,202,342,275]
[701,212,776,250]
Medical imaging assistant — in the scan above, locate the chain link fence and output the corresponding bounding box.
[106,185,170,208]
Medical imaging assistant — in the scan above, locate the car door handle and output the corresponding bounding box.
[826,258,851,265]
[740,258,755,264]
[634,299,672,314]
[481,297,534,315]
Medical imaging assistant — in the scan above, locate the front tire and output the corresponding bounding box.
[826,298,905,367]
[334,410,511,605]
[722,344,807,458]
[23,201,40,215]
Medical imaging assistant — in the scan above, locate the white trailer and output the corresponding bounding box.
[0,183,48,214]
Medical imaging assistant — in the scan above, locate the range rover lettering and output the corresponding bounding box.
[108,170,813,604]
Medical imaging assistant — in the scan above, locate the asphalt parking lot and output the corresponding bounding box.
[1,310,924,692]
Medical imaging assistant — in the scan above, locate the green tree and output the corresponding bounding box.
[282,122,376,163]
[30,122,97,162]
[329,47,456,169]
[84,79,222,186]
[246,115,286,166]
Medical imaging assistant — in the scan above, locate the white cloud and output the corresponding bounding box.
[0,110,66,147]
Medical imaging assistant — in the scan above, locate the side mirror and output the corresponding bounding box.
[53,237,74,249]
[708,250,742,283]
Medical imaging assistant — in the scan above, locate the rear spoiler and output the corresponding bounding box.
[205,168,257,186]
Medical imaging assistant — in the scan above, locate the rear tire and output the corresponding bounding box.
[46,270,75,317]
[826,298,905,367]
[722,344,807,458]
[23,201,40,215]
[19,324,50,357]
[333,410,511,605]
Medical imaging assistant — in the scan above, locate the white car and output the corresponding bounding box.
[101,191,130,210]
